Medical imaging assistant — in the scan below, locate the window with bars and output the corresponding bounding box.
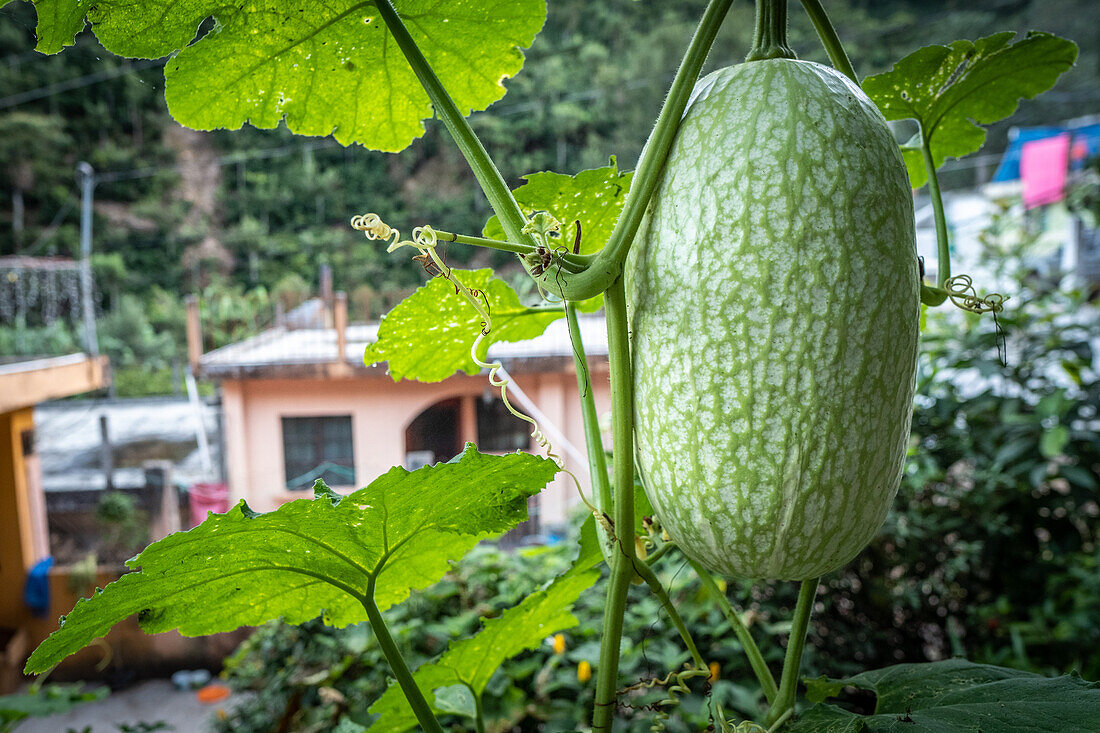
[282,416,355,490]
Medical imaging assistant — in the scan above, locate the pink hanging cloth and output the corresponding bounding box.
[1020,133,1071,209]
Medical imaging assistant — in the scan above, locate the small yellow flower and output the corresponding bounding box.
[708,661,720,682]
[716,579,727,593]
[577,659,592,683]
[552,633,566,655]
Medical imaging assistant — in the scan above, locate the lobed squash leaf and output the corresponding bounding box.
[29,0,547,152]
[366,519,604,732]
[26,0,86,54]
[483,158,633,257]
[862,32,1077,189]
[792,659,1100,732]
[25,446,556,674]
[364,268,563,382]
[482,159,633,313]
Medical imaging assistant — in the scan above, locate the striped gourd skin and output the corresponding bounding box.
[626,59,919,580]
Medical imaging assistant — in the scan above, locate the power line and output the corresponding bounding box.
[0,58,163,110]
[94,136,341,184]
[10,137,343,256]
[24,194,76,255]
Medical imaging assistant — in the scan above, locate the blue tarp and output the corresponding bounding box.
[23,556,53,617]
[993,123,1100,182]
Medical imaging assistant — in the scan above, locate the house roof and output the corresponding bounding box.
[0,353,108,412]
[35,396,219,492]
[199,312,609,378]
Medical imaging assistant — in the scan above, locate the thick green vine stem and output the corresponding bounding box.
[798,0,857,82]
[566,304,614,561]
[471,685,487,733]
[592,277,636,731]
[537,0,735,302]
[362,575,445,733]
[920,134,953,288]
[921,283,950,306]
[765,578,820,727]
[373,0,532,248]
[746,0,797,62]
[689,559,779,704]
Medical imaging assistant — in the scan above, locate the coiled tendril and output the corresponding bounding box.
[350,213,401,249]
[944,274,1007,314]
[943,273,1010,366]
[618,665,710,733]
[353,213,574,477]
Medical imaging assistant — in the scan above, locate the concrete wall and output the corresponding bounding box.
[220,365,611,528]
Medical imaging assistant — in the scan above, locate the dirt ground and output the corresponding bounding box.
[17,679,234,733]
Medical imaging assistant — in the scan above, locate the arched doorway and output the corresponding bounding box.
[402,393,541,545]
[404,397,462,469]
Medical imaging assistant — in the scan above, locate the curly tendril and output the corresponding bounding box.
[944,274,1008,314]
[618,665,710,733]
[352,213,587,490]
[350,213,401,249]
[941,273,1010,366]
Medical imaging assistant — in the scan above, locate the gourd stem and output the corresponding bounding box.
[634,557,707,670]
[746,0,796,62]
[566,304,613,547]
[373,0,532,248]
[920,133,952,287]
[689,559,779,704]
[798,0,858,82]
[765,578,819,726]
[538,0,735,302]
[362,575,445,733]
[433,229,589,271]
[592,278,636,731]
[472,686,487,733]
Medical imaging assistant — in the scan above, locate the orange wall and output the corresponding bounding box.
[20,566,249,681]
[0,407,47,631]
[220,367,611,526]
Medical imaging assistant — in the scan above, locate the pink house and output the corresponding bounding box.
[191,296,610,535]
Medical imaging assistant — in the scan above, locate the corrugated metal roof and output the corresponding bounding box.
[200,312,608,375]
[35,397,220,492]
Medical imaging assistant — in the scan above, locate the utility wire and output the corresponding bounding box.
[94,137,340,184]
[0,58,163,110]
[24,194,76,255]
[14,138,341,254]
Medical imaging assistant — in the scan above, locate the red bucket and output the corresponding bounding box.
[189,482,229,527]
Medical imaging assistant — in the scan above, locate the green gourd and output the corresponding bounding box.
[627,58,919,580]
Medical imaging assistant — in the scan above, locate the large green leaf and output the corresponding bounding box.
[27,0,86,54]
[862,32,1077,189]
[792,659,1100,732]
[26,446,556,674]
[364,268,564,382]
[367,520,604,732]
[31,0,546,151]
[483,159,633,257]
